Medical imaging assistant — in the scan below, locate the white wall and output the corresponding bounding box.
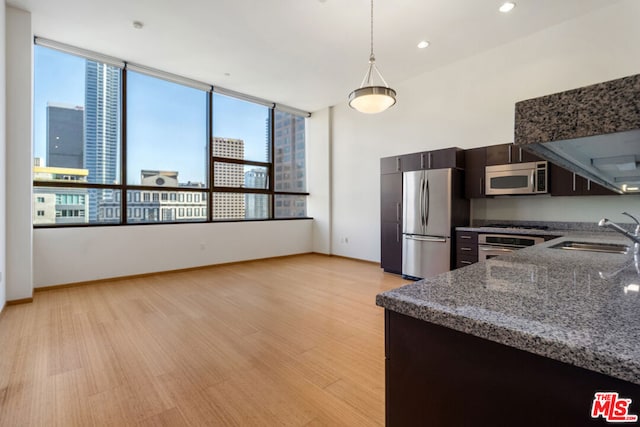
[306,107,332,254]
[5,7,32,301]
[0,3,7,311]
[4,7,313,291]
[34,219,312,287]
[472,195,640,223]
[328,0,640,262]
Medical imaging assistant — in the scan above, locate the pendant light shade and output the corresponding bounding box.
[349,86,397,114]
[348,0,396,114]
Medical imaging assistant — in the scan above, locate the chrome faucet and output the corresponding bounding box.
[598,212,640,254]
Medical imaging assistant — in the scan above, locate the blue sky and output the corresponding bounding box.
[34,45,269,185]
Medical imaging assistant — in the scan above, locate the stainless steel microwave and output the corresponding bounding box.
[485,161,548,195]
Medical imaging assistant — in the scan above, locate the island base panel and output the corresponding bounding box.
[385,309,640,426]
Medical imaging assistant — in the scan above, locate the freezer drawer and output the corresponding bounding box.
[402,234,451,280]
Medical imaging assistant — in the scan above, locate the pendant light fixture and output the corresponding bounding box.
[348,0,396,114]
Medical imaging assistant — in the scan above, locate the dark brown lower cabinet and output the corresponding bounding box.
[381,222,402,274]
[385,310,640,427]
[455,230,478,268]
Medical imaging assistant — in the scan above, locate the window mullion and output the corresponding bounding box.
[121,67,128,225]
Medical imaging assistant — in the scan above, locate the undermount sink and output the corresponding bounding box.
[549,241,630,254]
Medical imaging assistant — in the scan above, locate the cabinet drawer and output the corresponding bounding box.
[456,257,477,269]
[456,245,477,257]
[456,231,478,246]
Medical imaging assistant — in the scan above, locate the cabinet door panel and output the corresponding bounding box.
[381,173,403,222]
[550,163,581,196]
[464,147,486,199]
[583,179,617,196]
[401,153,422,172]
[381,222,402,274]
[430,148,462,169]
[485,143,511,166]
[381,156,402,174]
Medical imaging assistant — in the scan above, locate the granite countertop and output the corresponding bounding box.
[456,225,566,237]
[376,232,640,385]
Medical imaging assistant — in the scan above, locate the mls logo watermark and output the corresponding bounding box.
[591,392,638,423]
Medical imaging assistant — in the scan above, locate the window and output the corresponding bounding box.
[212,93,270,163]
[127,72,207,188]
[34,46,122,225]
[33,40,308,227]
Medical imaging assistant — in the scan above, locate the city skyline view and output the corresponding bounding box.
[33,44,307,225]
[34,45,271,184]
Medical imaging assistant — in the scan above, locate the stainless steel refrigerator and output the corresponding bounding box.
[402,168,469,280]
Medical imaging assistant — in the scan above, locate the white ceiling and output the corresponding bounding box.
[8,0,618,112]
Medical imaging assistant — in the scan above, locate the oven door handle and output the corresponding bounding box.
[479,247,515,252]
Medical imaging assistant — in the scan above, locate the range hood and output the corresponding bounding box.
[514,74,640,194]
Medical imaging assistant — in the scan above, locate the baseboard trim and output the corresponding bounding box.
[6,297,34,305]
[35,252,316,292]
[324,253,380,266]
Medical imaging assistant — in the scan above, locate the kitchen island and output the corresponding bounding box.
[376,232,640,426]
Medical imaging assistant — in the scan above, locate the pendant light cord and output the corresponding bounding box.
[369,0,374,61]
[358,0,390,89]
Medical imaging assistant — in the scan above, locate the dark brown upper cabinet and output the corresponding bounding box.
[400,147,465,171]
[464,147,486,199]
[549,163,616,197]
[485,143,541,166]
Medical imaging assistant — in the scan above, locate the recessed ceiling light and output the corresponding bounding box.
[132,21,144,29]
[499,2,515,13]
[417,40,430,49]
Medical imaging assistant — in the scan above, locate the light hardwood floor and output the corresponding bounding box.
[0,254,407,426]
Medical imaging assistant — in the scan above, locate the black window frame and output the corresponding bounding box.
[32,40,310,228]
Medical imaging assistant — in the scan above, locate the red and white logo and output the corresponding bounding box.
[591,392,638,423]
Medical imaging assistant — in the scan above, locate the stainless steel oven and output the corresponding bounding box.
[478,234,545,261]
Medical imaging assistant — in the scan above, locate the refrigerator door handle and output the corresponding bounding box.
[405,235,447,243]
[419,175,425,233]
[425,177,430,229]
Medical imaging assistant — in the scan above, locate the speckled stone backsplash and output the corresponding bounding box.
[515,74,640,145]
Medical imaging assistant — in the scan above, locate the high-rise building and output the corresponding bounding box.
[273,111,306,217]
[84,60,121,221]
[46,103,84,169]
[212,137,245,219]
[244,169,268,218]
